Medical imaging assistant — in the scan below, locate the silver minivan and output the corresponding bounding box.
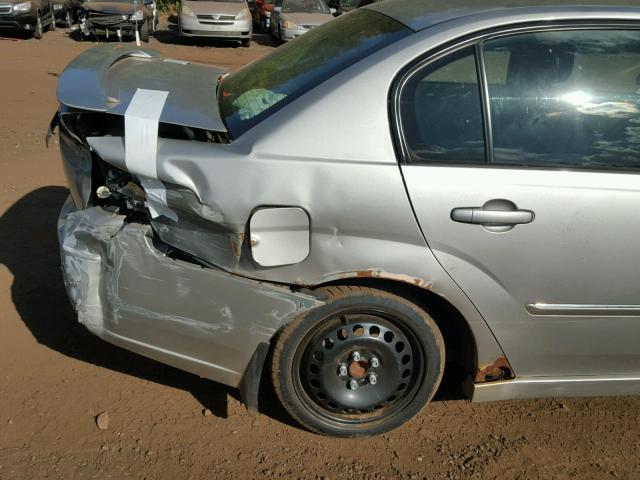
[53,0,640,437]
[179,0,252,45]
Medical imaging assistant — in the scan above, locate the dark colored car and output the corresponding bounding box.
[52,0,78,27]
[327,0,379,16]
[251,0,272,31]
[0,0,56,38]
[79,0,156,42]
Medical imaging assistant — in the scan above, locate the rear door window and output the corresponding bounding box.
[483,30,640,170]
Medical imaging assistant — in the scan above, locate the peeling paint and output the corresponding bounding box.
[325,269,434,290]
[475,356,514,383]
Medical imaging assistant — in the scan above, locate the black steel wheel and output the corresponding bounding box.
[272,286,445,437]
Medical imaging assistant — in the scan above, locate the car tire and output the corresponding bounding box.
[33,11,43,39]
[139,19,150,42]
[48,4,56,30]
[271,285,445,437]
[241,38,251,47]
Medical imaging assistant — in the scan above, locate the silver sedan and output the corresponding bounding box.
[53,0,640,437]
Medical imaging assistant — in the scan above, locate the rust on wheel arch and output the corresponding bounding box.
[326,269,434,290]
[475,356,514,383]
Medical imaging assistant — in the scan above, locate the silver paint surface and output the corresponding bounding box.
[58,198,322,387]
[56,3,640,402]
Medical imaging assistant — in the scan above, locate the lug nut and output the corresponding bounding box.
[338,364,348,377]
[96,186,111,199]
[369,373,378,385]
[351,351,361,362]
[349,379,359,390]
[370,357,380,368]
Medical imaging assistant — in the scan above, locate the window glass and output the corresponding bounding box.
[220,9,410,138]
[484,30,640,169]
[399,47,486,163]
[283,0,329,13]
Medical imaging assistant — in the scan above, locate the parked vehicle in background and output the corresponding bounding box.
[78,0,156,42]
[327,0,380,16]
[0,0,55,38]
[53,0,640,438]
[179,0,252,46]
[270,0,333,41]
[326,0,355,16]
[52,0,78,27]
[252,0,272,32]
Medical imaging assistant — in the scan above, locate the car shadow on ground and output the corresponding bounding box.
[2,187,465,433]
[0,186,299,428]
[0,31,34,41]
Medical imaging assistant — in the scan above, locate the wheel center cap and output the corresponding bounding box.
[348,360,368,379]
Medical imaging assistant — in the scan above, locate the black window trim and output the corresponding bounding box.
[390,20,640,173]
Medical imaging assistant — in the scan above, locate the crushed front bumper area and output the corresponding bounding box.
[82,17,141,37]
[58,198,322,403]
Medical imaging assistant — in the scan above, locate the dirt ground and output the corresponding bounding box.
[0,21,639,480]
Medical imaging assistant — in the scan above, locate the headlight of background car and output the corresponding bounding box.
[283,20,301,29]
[130,9,144,21]
[181,4,194,16]
[53,3,63,9]
[236,7,250,20]
[12,1,32,12]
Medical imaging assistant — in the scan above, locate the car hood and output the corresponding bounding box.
[56,45,228,132]
[282,12,332,26]
[182,1,245,16]
[81,2,140,14]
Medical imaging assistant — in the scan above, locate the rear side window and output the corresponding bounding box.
[484,30,640,170]
[219,9,411,138]
[398,46,486,164]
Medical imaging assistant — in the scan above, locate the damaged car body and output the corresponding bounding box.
[53,0,640,437]
[78,0,156,42]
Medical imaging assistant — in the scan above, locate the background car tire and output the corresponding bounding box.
[33,12,43,39]
[272,285,445,437]
[139,19,150,42]
[48,4,55,30]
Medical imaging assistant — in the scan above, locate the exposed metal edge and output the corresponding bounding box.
[471,375,640,402]
[88,325,243,388]
[239,342,270,414]
[526,303,640,316]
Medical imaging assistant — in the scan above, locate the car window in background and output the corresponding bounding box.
[484,30,640,170]
[219,9,411,138]
[399,46,486,163]
[283,0,328,13]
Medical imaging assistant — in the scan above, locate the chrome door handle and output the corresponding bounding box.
[451,202,534,226]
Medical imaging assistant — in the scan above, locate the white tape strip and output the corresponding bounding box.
[125,88,177,221]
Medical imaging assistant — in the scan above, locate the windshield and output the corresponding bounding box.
[283,0,328,14]
[219,9,411,138]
